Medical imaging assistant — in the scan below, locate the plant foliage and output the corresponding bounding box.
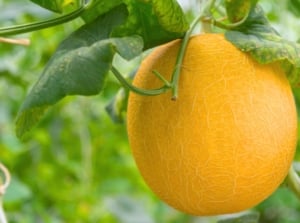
[2,0,300,222]
[225,6,300,86]
[15,0,188,139]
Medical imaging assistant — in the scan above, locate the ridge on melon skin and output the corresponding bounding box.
[126,33,297,216]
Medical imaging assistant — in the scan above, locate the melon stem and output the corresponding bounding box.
[111,66,171,96]
[170,14,203,100]
[111,0,215,99]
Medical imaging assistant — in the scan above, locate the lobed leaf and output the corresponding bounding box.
[225,6,300,86]
[15,5,143,139]
[112,0,188,49]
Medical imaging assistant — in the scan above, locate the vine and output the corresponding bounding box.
[110,13,202,99]
[0,0,90,36]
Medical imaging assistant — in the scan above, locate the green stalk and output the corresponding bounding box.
[170,14,202,100]
[170,0,218,99]
[200,0,251,31]
[110,3,211,99]
[0,0,88,36]
[111,66,171,96]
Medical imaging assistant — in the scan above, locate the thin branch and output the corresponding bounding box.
[170,14,202,100]
[111,66,171,96]
[0,0,86,36]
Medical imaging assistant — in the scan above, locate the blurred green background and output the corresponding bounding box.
[1,0,300,222]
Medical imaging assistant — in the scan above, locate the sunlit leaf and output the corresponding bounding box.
[113,0,188,49]
[151,0,189,33]
[225,6,300,86]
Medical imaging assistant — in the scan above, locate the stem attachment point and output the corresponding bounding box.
[170,14,203,100]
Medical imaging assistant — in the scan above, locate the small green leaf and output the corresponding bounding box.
[151,0,189,33]
[218,212,260,223]
[225,6,300,86]
[225,0,258,23]
[15,4,143,139]
[30,0,80,13]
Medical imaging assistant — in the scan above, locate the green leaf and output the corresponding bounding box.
[81,0,123,23]
[16,0,188,139]
[150,0,189,33]
[115,0,188,49]
[225,0,258,22]
[287,0,300,17]
[218,212,260,223]
[85,0,188,49]
[225,6,300,86]
[30,0,80,13]
[15,4,143,139]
